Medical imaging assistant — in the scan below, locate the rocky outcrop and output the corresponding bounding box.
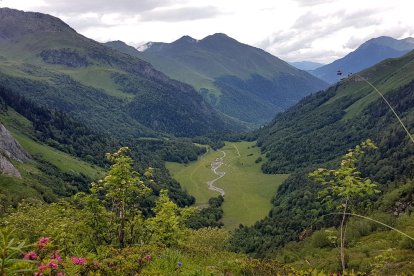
[0,155,21,178]
[0,123,30,162]
[0,123,30,178]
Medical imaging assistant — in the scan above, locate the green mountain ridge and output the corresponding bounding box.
[0,8,237,138]
[229,49,414,272]
[104,34,328,125]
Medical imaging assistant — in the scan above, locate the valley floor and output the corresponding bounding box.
[166,141,288,228]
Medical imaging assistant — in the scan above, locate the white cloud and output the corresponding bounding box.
[1,0,413,63]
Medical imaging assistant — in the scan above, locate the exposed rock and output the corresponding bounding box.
[0,123,30,162]
[0,155,21,178]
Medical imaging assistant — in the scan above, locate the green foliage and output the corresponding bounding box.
[309,139,379,203]
[146,190,195,247]
[90,147,151,247]
[310,140,379,272]
[1,200,94,255]
[310,229,335,248]
[186,195,224,229]
[0,229,32,275]
[370,249,397,275]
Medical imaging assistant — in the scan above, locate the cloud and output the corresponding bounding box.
[41,0,180,15]
[140,6,222,22]
[63,14,116,30]
[2,0,413,63]
[259,7,385,62]
[292,0,334,7]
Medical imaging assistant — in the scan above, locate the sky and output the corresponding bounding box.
[1,0,413,63]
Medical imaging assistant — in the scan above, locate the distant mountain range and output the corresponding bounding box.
[310,36,414,83]
[289,61,324,70]
[0,8,237,137]
[105,35,327,126]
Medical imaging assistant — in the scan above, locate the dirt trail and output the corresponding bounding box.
[207,151,226,196]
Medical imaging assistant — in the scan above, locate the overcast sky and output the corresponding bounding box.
[1,0,413,63]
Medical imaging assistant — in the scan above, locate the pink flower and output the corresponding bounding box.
[56,273,65,276]
[51,251,62,263]
[145,255,151,261]
[37,237,50,249]
[34,273,44,276]
[23,251,38,260]
[71,257,87,265]
[47,261,59,269]
[38,264,47,271]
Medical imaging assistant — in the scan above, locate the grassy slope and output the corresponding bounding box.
[167,141,288,229]
[327,51,414,119]
[0,33,135,102]
[0,108,102,179]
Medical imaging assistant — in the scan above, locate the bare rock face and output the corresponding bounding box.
[0,123,30,162]
[0,155,21,178]
[0,123,30,178]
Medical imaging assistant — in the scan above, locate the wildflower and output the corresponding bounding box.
[38,264,47,271]
[34,273,44,276]
[23,251,38,260]
[71,257,87,265]
[47,261,59,269]
[177,262,182,268]
[37,237,50,249]
[145,255,151,262]
[52,251,63,263]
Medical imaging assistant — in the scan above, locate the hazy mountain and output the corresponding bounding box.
[311,36,414,84]
[0,8,236,137]
[289,61,324,70]
[104,34,328,126]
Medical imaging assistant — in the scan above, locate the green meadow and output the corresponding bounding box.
[166,141,288,229]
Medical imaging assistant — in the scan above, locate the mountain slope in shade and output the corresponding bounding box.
[289,61,324,70]
[104,34,328,126]
[0,8,235,137]
[311,36,414,84]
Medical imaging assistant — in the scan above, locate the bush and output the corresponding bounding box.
[311,229,334,248]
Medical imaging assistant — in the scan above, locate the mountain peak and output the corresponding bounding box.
[173,35,197,44]
[0,8,74,41]
[362,36,414,51]
[311,35,414,83]
[201,33,235,42]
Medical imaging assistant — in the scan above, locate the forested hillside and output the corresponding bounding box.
[0,85,213,210]
[229,50,414,273]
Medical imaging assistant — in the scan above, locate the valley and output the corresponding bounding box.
[167,141,288,229]
[0,5,413,275]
